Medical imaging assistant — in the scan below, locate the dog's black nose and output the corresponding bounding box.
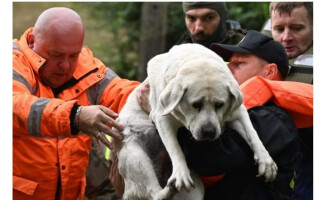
[201,122,216,140]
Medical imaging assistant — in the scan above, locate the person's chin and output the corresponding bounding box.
[50,78,68,88]
[286,51,300,59]
[285,47,298,58]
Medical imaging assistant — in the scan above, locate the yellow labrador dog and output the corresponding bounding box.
[114,44,277,200]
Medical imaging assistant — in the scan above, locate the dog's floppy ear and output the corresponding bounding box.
[224,81,243,118]
[159,80,187,116]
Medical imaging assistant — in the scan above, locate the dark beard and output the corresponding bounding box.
[189,20,226,48]
[191,29,224,48]
[192,32,208,40]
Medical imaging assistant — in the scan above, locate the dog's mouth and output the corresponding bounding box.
[193,134,218,141]
[191,124,220,141]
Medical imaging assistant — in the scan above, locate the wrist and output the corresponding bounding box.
[70,104,82,135]
[74,105,83,130]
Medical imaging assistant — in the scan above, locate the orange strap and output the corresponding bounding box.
[199,174,226,188]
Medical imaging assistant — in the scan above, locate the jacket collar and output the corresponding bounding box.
[19,28,46,76]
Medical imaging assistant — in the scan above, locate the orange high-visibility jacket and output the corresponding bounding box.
[13,28,139,200]
[200,76,313,187]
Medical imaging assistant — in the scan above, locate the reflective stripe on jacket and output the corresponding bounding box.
[13,28,139,200]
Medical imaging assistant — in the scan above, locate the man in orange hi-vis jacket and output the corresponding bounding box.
[13,7,139,200]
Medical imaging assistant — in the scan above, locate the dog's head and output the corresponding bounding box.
[159,57,243,141]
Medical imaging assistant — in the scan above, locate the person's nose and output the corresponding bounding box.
[58,57,70,71]
[227,64,235,75]
[194,20,204,33]
[282,28,293,42]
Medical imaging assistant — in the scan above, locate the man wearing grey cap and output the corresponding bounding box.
[176,2,246,48]
[177,30,310,199]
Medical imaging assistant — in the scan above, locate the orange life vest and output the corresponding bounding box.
[240,76,313,129]
[13,28,139,200]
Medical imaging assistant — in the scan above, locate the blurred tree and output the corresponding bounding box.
[139,2,168,81]
[165,2,185,51]
[226,2,270,31]
[86,2,185,81]
[86,2,142,80]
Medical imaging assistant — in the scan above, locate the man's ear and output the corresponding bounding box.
[265,63,280,80]
[27,32,35,49]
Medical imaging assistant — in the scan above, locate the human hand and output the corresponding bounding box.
[109,150,125,197]
[137,78,151,113]
[78,105,124,150]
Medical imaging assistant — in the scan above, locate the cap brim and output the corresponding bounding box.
[210,43,251,61]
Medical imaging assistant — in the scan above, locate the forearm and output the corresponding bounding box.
[13,91,77,137]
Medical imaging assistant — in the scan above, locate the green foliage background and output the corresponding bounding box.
[13,2,270,81]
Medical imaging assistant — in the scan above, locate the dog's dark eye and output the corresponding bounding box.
[193,102,203,111]
[215,102,224,110]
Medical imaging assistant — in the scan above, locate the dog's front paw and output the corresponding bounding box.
[255,152,278,182]
[167,168,194,191]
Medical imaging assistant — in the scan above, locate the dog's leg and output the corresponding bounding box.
[118,141,163,200]
[171,171,204,200]
[229,105,278,182]
[154,116,194,192]
[154,171,204,200]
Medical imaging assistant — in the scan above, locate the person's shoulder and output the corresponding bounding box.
[289,45,313,67]
[80,46,94,56]
[77,46,106,71]
[260,18,272,37]
[175,31,192,45]
[79,46,99,62]
[222,20,247,45]
[247,101,297,145]
[286,45,313,84]
[249,101,294,126]
[221,29,246,45]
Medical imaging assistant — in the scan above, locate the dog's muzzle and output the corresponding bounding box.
[200,122,217,141]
